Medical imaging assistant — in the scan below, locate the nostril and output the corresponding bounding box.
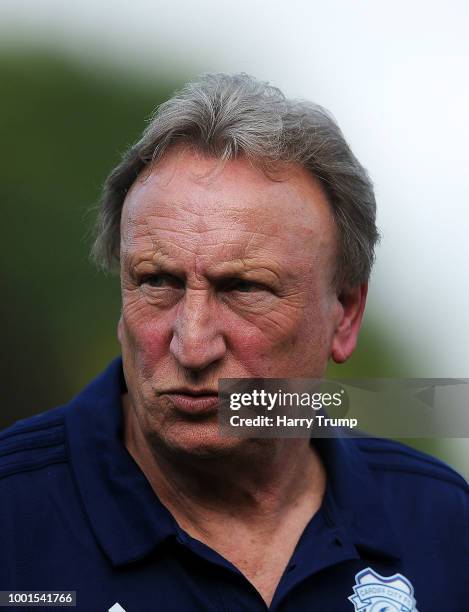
[170,331,226,372]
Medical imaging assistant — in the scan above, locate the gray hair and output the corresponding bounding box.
[92,72,379,286]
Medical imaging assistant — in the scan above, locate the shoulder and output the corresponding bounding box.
[0,405,70,482]
[354,437,468,531]
[355,436,468,492]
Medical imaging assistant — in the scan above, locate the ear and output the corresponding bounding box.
[117,313,124,345]
[331,283,368,363]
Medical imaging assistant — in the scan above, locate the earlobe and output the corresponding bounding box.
[331,283,368,363]
[117,314,124,345]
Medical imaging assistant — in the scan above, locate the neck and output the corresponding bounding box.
[122,393,326,535]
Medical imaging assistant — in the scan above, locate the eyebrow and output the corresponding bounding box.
[130,251,186,277]
[206,259,283,289]
[130,252,285,288]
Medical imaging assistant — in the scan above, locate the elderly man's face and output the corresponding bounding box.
[118,147,358,455]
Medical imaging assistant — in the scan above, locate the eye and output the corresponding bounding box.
[221,279,265,293]
[141,274,184,289]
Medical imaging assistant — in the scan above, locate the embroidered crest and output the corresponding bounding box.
[349,567,418,611]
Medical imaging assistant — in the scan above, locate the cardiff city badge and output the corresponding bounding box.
[348,567,418,611]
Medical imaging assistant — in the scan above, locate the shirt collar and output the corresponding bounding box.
[66,358,401,566]
[314,436,401,560]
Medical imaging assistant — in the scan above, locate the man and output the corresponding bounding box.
[0,74,467,611]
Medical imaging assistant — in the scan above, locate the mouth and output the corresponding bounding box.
[160,390,219,417]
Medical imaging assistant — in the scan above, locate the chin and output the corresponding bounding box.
[146,419,249,460]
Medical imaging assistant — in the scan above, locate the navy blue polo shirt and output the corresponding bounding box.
[0,358,467,611]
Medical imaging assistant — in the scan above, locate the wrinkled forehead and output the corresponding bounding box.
[120,149,338,266]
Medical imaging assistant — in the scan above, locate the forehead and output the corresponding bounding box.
[121,147,337,270]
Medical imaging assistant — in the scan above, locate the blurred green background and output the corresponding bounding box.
[1,49,175,417]
[0,48,466,477]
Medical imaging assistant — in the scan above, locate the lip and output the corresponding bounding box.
[161,391,219,416]
[164,388,218,396]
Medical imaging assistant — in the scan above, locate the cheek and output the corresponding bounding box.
[294,299,336,368]
[224,312,301,376]
[120,304,173,380]
[235,297,333,377]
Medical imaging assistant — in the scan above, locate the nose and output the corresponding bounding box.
[169,289,226,371]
